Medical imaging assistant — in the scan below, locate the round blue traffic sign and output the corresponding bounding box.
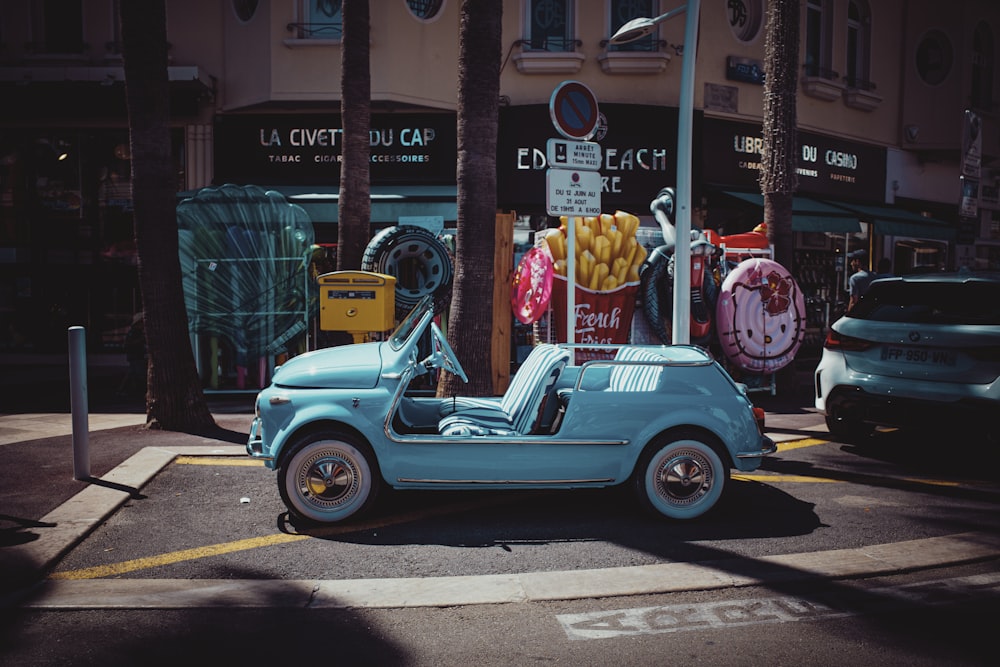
[549,80,600,141]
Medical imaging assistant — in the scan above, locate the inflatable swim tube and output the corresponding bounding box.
[511,246,554,325]
[362,225,453,317]
[715,257,805,373]
[640,243,717,347]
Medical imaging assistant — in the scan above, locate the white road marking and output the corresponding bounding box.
[558,572,1000,640]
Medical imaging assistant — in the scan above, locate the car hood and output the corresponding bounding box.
[271,342,383,389]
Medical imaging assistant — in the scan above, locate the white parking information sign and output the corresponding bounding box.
[547,138,602,171]
[546,168,602,216]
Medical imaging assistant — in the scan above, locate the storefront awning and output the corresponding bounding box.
[272,185,457,224]
[818,200,956,242]
[722,191,862,233]
[178,185,459,225]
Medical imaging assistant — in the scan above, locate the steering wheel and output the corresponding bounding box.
[429,321,468,383]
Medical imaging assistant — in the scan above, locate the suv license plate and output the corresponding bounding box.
[880,346,957,366]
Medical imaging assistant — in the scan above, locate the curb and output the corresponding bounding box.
[14,532,1000,610]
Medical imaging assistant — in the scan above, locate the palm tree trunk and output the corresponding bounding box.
[439,0,503,397]
[120,0,214,431]
[759,0,800,270]
[337,0,371,271]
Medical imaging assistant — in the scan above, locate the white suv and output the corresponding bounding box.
[814,271,1000,441]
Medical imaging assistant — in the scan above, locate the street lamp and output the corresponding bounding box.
[610,1,700,346]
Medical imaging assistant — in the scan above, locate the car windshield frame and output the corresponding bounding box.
[388,294,434,350]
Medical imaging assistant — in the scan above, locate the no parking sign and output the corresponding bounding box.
[549,80,600,141]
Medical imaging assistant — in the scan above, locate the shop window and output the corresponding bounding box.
[726,0,764,44]
[971,21,995,112]
[607,0,658,53]
[405,0,445,22]
[28,0,86,56]
[32,136,81,216]
[289,0,343,40]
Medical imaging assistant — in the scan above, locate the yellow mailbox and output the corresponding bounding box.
[318,271,396,341]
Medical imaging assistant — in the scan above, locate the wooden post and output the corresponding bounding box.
[492,212,515,395]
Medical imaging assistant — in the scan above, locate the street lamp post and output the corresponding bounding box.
[610,1,701,346]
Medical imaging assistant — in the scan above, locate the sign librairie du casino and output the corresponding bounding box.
[213,113,458,185]
[701,117,887,202]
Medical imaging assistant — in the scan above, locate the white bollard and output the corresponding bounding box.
[68,326,90,480]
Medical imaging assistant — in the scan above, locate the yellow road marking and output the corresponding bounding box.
[773,437,829,451]
[49,533,308,580]
[174,456,264,467]
[734,473,839,484]
[901,477,960,488]
[51,489,545,580]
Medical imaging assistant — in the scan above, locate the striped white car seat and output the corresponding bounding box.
[439,344,571,436]
[609,346,666,392]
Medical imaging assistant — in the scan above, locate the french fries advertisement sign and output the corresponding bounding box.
[540,210,647,356]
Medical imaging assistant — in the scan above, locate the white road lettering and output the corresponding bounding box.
[558,573,1000,640]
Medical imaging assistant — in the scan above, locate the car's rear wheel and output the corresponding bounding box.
[633,431,728,520]
[278,431,380,524]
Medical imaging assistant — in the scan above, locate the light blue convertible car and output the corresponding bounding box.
[247,295,775,524]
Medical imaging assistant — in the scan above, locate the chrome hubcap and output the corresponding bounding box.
[656,449,712,505]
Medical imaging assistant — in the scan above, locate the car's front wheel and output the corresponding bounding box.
[278,432,380,524]
[634,432,728,520]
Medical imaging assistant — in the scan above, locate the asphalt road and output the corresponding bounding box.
[2,358,999,665]
[3,563,998,666]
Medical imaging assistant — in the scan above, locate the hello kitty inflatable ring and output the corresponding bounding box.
[715,257,806,374]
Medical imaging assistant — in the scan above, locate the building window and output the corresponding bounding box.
[845,0,872,89]
[804,0,834,79]
[726,0,763,44]
[525,0,574,52]
[608,0,658,53]
[916,29,953,86]
[291,0,343,40]
[405,0,445,22]
[29,0,85,55]
[972,21,995,111]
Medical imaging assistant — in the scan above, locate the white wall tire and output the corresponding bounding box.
[634,432,728,520]
[278,432,380,524]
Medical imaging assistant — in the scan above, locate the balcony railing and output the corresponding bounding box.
[286,23,343,41]
[802,63,839,80]
[843,76,876,92]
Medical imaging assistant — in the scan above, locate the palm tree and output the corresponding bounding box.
[439,0,503,398]
[759,0,800,270]
[120,0,214,431]
[337,0,371,270]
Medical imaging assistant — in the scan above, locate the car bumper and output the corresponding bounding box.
[734,435,777,467]
[822,384,999,433]
[246,417,273,462]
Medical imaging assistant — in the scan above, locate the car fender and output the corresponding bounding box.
[266,393,390,467]
[626,404,753,471]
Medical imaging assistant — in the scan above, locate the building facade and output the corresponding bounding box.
[1,0,998,359]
